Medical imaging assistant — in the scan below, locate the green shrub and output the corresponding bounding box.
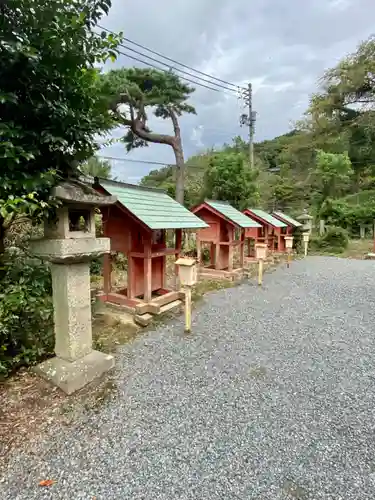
[310,226,349,253]
[90,256,103,276]
[113,252,127,271]
[292,227,304,254]
[0,252,54,378]
[322,226,349,250]
[90,252,127,277]
[202,247,211,264]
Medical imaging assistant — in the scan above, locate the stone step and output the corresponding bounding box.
[152,290,182,306]
[134,300,183,327]
[134,313,153,327]
[157,300,183,315]
[136,291,183,315]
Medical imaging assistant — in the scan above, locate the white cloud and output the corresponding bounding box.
[190,125,204,149]
[99,0,374,181]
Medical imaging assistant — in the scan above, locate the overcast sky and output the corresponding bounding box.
[99,0,373,182]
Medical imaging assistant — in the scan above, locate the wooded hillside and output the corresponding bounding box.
[141,36,375,224]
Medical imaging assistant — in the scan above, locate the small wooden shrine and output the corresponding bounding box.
[243,208,287,253]
[191,200,261,279]
[272,211,302,236]
[93,178,207,324]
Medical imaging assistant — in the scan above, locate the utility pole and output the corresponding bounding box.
[248,83,254,169]
[240,83,256,169]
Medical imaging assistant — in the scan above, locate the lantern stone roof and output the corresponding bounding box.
[202,200,261,228]
[297,210,313,221]
[53,179,117,206]
[273,211,302,228]
[94,178,208,230]
[245,208,287,228]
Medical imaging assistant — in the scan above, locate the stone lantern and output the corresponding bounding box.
[296,209,313,234]
[30,180,116,394]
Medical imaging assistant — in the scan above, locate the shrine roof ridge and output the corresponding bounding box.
[200,200,261,228]
[94,177,209,231]
[245,208,287,228]
[93,177,166,194]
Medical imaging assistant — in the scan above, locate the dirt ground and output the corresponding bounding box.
[0,247,293,470]
[0,315,141,471]
[340,238,373,258]
[0,268,240,470]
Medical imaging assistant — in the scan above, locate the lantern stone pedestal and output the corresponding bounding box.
[31,180,116,394]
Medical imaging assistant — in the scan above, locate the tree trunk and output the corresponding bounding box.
[173,140,185,205]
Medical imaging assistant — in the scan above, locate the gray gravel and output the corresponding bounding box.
[2,256,375,499]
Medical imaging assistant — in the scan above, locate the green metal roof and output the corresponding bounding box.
[273,211,302,228]
[99,180,208,230]
[247,208,287,228]
[205,200,261,228]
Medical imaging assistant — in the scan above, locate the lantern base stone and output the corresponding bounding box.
[33,350,114,395]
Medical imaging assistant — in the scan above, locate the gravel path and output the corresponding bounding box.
[2,256,375,499]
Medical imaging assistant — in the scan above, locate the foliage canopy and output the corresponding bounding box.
[100,67,196,202]
[0,0,120,249]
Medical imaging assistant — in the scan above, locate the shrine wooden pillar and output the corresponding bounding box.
[264,225,269,247]
[277,230,283,252]
[248,237,252,257]
[175,229,182,256]
[175,229,182,289]
[240,230,245,268]
[228,227,234,272]
[214,243,220,269]
[196,235,201,264]
[127,254,134,299]
[102,207,111,299]
[161,230,167,290]
[103,253,112,299]
[144,236,152,302]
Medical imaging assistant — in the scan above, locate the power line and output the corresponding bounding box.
[98,25,248,93]
[98,155,209,169]
[117,43,241,95]
[99,152,372,168]
[115,48,240,97]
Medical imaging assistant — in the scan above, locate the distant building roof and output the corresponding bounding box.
[203,200,261,228]
[273,211,302,228]
[246,208,287,228]
[96,179,208,230]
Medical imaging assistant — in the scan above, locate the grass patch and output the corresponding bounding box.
[310,239,373,259]
[191,278,236,302]
[92,316,140,354]
[339,238,373,259]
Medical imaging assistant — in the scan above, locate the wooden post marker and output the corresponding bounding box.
[255,243,267,286]
[303,232,310,257]
[175,257,197,333]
